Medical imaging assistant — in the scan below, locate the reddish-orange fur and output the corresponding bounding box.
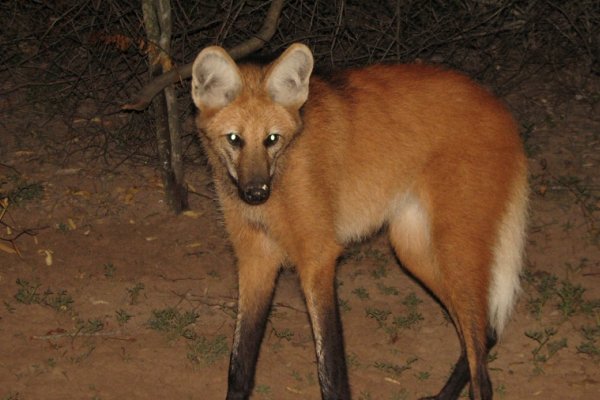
[191,44,527,400]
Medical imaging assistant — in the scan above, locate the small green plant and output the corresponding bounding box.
[347,352,361,369]
[187,334,229,365]
[103,263,116,278]
[365,307,391,326]
[524,269,592,319]
[115,309,132,326]
[525,327,567,373]
[76,318,105,334]
[392,293,424,330]
[581,298,600,315]
[577,341,600,358]
[273,327,294,341]
[416,371,430,381]
[290,369,318,386]
[341,244,362,261]
[556,280,585,317]
[495,383,507,397]
[14,279,73,311]
[14,278,42,304]
[364,292,425,342]
[524,270,560,316]
[4,300,16,313]
[255,384,271,395]
[376,282,399,296]
[364,247,389,263]
[402,292,423,308]
[147,307,198,339]
[577,323,600,359]
[373,357,418,376]
[580,324,600,342]
[390,389,409,400]
[352,287,370,300]
[44,290,74,312]
[392,311,424,330]
[339,298,352,312]
[371,264,388,279]
[71,343,96,363]
[127,282,145,305]
[291,369,302,381]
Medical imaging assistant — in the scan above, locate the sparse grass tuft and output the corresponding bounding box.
[392,311,424,330]
[401,292,423,308]
[577,323,600,359]
[373,356,418,376]
[103,263,116,278]
[390,389,409,400]
[44,290,75,312]
[523,270,595,319]
[14,278,42,304]
[352,287,370,300]
[347,352,361,369]
[187,334,229,366]
[76,318,105,334]
[147,307,198,340]
[371,264,388,279]
[415,371,430,381]
[14,278,74,312]
[556,280,586,317]
[126,282,145,305]
[525,327,568,373]
[376,282,399,296]
[339,298,352,312]
[115,309,132,326]
[255,384,271,395]
[386,292,424,339]
[366,307,391,325]
[273,327,294,341]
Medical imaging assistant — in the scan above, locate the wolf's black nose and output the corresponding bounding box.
[241,183,270,205]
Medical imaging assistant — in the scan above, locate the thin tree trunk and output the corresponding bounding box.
[123,0,285,112]
[142,0,188,213]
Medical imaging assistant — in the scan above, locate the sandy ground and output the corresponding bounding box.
[1,70,599,400]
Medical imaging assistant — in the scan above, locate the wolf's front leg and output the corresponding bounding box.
[226,229,284,400]
[299,253,350,400]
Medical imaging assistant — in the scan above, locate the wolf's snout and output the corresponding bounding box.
[240,183,270,205]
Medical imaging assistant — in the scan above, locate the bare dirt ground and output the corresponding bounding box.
[1,68,599,400]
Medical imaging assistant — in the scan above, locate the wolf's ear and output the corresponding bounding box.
[266,43,314,109]
[191,46,242,110]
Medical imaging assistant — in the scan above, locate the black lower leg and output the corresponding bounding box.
[469,326,497,400]
[315,298,350,400]
[421,326,497,400]
[226,298,274,400]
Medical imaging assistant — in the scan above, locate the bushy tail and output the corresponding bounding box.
[488,174,529,337]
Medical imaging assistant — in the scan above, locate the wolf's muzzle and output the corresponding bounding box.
[240,183,270,205]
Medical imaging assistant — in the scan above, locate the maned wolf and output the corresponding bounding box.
[190,43,528,400]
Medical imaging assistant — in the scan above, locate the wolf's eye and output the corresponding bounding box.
[226,133,243,148]
[263,133,280,148]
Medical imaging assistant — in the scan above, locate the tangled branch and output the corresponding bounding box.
[121,0,285,112]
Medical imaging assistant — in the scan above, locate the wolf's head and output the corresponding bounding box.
[191,44,314,205]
